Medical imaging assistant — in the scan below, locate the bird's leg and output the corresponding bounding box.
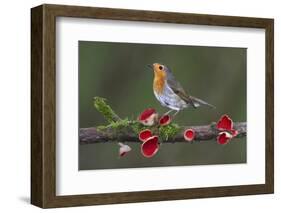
[164,109,174,115]
[172,110,180,117]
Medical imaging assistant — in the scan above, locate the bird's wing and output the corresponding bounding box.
[189,96,216,109]
[167,78,197,108]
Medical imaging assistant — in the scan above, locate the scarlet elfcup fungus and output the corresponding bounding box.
[216,114,239,144]
[216,114,233,131]
[159,114,171,126]
[141,136,159,158]
[217,132,233,145]
[139,129,153,142]
[184,129,195,141]
[138,108,158,126]
[118,142,132,157]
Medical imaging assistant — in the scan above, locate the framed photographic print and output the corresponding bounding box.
[31,4,274,208]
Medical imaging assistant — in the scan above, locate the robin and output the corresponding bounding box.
[147,63,215,116]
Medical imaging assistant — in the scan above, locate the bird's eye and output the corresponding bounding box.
[159,65,163,70]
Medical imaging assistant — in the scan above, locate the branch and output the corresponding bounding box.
[79,97,246,144]
[80,122,246,144]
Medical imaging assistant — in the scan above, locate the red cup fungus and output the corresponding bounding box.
[216,114,233,131]
[141,136,159,158]
[138,108,158,126]
[216,114,239,144]
[184,129,195,141]
[159,114,171,126]
[118,142,132,157]
[138,129,153,142]
[217,132,232,145]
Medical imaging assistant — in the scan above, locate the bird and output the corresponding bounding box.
[147,63,215,116]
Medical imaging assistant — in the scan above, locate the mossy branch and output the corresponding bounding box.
[80,96,247,144]
[80,122,246,144]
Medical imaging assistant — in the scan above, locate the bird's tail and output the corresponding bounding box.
[190,96,216,109]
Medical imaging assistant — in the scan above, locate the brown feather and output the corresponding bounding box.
[167,78,196,108]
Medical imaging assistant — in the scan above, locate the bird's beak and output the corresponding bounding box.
[147,64,153,70]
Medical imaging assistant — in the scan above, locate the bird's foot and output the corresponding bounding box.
[172,110,179,118]
[164,109,174,115]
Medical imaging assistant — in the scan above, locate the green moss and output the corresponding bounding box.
[105,119,149,134]
[93,96,181,141]
[110,118,130,129]
[96,125,107,131]
[159,123,180,141]
[93,97,121,123]
[97,118,137,133]
[130,121,150,134]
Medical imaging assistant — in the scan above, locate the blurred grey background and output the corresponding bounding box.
[78,41,246,170]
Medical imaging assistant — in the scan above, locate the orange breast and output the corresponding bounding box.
[153,71,166,94]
